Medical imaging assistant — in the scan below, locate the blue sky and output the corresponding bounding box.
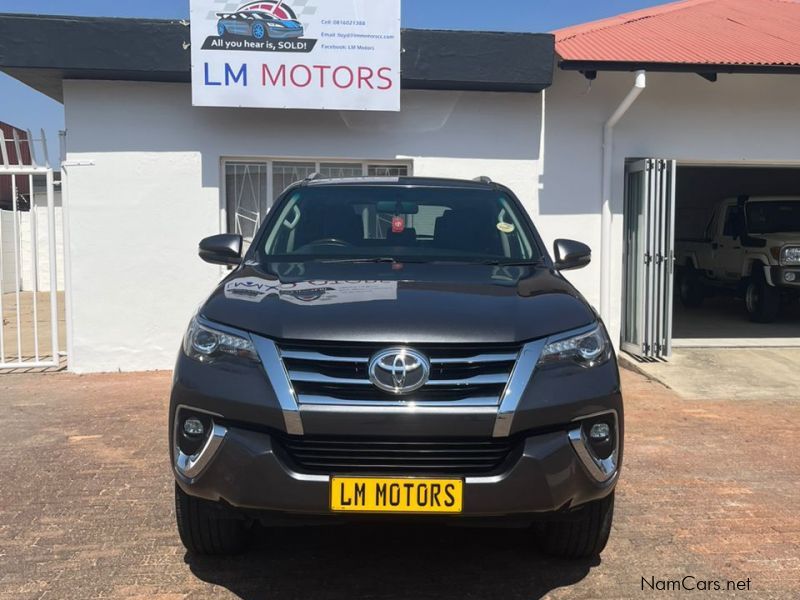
[1,0,665,160]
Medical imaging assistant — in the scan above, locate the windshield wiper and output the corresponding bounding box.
[318,257,423,264]
[471,259,546,267]
[316,257,545,266]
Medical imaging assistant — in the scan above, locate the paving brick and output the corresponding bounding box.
[0,368,798,599]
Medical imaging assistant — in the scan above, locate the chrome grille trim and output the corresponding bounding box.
[426,374,511,386]
[288,371,373,386]
[297,394,502,408]
[288,370,511,387]
[300,404,499,415]
[280,349,518,365]
[430,354,519,364]
[250,324,602,440]
[278,342,520,407]
[281,350,370,363]
[253,335,304,435]
[493,340,547,438]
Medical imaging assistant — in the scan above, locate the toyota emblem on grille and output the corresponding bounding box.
[368,348,431,395]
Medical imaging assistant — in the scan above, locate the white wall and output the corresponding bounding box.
[0,211,16,294]
[542,70,800,346]
[19,198,65,293]
[63,81,543,372]
[2,191,64,296]
[64,72,800,373]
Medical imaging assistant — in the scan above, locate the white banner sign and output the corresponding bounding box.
[190,0,401,111]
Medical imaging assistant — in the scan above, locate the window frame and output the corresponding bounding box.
[722,206,741,238]
[220,157,413,238]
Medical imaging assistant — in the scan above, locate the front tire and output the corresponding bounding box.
[175,484,250,556]
[537,492,615,559]
[745,268,780,323]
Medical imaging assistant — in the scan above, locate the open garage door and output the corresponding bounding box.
[673,165,800,346]
[622,159,676,359]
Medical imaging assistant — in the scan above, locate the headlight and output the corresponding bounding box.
[183,316,259,364]
[782,247,800,266]
[539,325,611,368]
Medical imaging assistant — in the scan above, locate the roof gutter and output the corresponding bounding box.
[600,70,646,326]
[560,61,800,75]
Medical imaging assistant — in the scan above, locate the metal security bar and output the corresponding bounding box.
[0,128,61,369]
[223,159,411,246]
[622,158,676,360]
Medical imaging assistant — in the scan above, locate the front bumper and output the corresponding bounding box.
[769,266,800,288]
[174,420,618,517]
[171,321,623,518]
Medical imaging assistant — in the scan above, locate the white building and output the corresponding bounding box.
[1,0,799,373]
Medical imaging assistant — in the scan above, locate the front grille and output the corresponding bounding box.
[277,436,519,475]
[279,341,520,404]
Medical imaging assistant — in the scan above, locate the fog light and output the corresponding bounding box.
[183,418,205,437]
[569,413,619,482]
[786,272,797,283]
[589,423,611,441]
[585,420,615,461]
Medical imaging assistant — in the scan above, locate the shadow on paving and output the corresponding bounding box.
[186,523,598,599]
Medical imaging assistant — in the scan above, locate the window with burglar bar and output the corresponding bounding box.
[224,160,410,246]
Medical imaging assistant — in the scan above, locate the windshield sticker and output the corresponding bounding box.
[497,222,516,234]
[225,277,398,305]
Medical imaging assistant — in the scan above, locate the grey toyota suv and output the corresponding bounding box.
[170,176,623,558]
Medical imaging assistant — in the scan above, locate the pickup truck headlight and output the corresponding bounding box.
[781,247,800,266]
[183,316,259,364]
[539,325,611,368]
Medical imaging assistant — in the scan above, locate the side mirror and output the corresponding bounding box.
[199,234,243,266]
[553,239,591,271]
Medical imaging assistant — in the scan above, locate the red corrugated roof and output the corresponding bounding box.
[555,0,800,66]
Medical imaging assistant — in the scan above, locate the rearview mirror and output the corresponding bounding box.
[553,239,591,271]
[376,201,420,215]
[199,234,243,266]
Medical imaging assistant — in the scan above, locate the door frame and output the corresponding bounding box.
[668,160,800,349]
[621,158,676,360]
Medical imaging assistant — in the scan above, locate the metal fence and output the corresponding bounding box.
[0,128,62,369]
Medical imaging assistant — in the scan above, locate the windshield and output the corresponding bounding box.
[746,200,800,234]
[259,186,542,264]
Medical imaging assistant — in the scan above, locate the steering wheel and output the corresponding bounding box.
[313,238,353,247]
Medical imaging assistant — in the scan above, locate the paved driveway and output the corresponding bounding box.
[1,369,798,599]
[625,348,800,401]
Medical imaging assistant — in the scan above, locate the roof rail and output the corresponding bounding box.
[473,176,493,184]
[305,172,322,182]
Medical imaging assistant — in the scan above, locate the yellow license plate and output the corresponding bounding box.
[330,477,463,513]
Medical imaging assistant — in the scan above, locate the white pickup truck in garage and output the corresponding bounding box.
[675,196,800,323]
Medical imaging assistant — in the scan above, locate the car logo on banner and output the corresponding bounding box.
[190,0,401,111]
[369,348,431,395]
[206,1,312,53]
